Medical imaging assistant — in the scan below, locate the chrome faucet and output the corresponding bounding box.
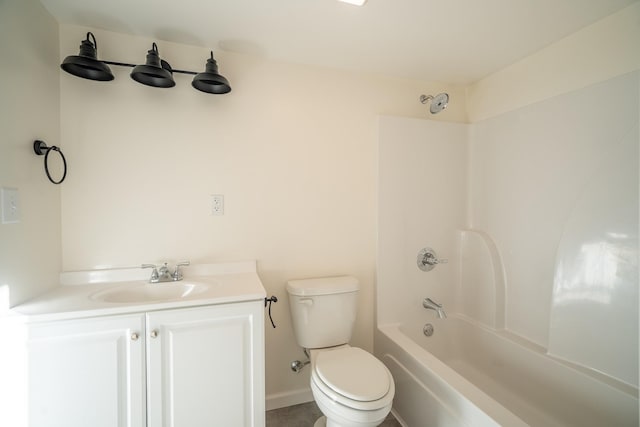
[157,263,172,282]
[423,297,447,319]
[142,261,190,283]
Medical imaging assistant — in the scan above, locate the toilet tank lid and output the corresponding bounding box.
[286,276,359,296]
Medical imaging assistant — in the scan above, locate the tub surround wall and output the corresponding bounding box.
[377,117,468,326]
[0,0,61,308]
[379,71,639,402]
[469,71,639,355]
[462,2,640,386]
[548,122,638,387]
[457,229,506,330]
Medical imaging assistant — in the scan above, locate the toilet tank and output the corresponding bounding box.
[286,276,359,349]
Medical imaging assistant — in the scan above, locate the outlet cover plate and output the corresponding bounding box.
[211,194,224,216]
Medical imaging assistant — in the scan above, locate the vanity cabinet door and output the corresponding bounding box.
[27,314,146,427]
[146,301,265,427]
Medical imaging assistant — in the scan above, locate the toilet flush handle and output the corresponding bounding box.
[298,298,314,306]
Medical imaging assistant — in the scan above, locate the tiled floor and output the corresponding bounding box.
[266,401,402,427]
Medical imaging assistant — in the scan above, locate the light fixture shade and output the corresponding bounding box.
[60,32,114,81]
[130,43,175,88]
[192,51,231,94]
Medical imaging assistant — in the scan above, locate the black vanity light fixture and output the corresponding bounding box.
[192,51,231,94]
[130,42,175,88]
[60,32,231,94]
[60,32,114,81]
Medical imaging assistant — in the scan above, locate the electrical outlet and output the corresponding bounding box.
[211,194,224,216]
[1,187,20,224]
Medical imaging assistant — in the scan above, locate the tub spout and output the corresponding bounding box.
[423,298,446,319]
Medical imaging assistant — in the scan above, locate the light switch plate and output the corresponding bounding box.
[1,187,20,224]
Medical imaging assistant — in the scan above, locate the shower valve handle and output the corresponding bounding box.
[417,247,448,272]
[423,252,448,266]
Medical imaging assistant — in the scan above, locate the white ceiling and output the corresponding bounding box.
[39,0,637,85]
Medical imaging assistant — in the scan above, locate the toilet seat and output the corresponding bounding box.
[311,347,394,411]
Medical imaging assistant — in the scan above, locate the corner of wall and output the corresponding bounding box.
[465,2,640,123]
[0,0,62,307]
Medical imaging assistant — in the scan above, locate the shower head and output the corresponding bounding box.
[420,92,449,114]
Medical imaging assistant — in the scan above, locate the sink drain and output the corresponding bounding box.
[423,323,434,337]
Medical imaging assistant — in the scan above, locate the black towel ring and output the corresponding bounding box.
[33,140,67,184]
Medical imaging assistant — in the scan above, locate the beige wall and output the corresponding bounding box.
[467,2,640,122]
[58,24,466,400]
[0,0,61,308]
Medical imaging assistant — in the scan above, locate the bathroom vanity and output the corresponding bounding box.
[9,261,266,427]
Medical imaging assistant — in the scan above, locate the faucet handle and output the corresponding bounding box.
[142,264,159,282]
[423,252,448,266]
[172,261,190,281]
[417,247,448,271]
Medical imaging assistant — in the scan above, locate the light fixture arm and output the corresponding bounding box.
[96,42,200,74]
[100,60,198,75]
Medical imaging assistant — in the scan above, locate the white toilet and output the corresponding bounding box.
[286,276,395,427]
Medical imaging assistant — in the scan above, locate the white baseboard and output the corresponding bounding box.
[266,387,314,411]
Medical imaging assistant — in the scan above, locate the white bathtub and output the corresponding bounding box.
[375,316,638,427]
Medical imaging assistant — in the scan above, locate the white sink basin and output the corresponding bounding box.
[90,281,211,303]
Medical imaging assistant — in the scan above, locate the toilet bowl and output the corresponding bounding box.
[309,346,394,427]
[286,276,395,427]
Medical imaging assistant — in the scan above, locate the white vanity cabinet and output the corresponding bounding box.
[146,302,265,427]
[27,301,265,427]
[27,313,146,427]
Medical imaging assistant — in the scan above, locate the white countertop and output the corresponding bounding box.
[10,261,267,323]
